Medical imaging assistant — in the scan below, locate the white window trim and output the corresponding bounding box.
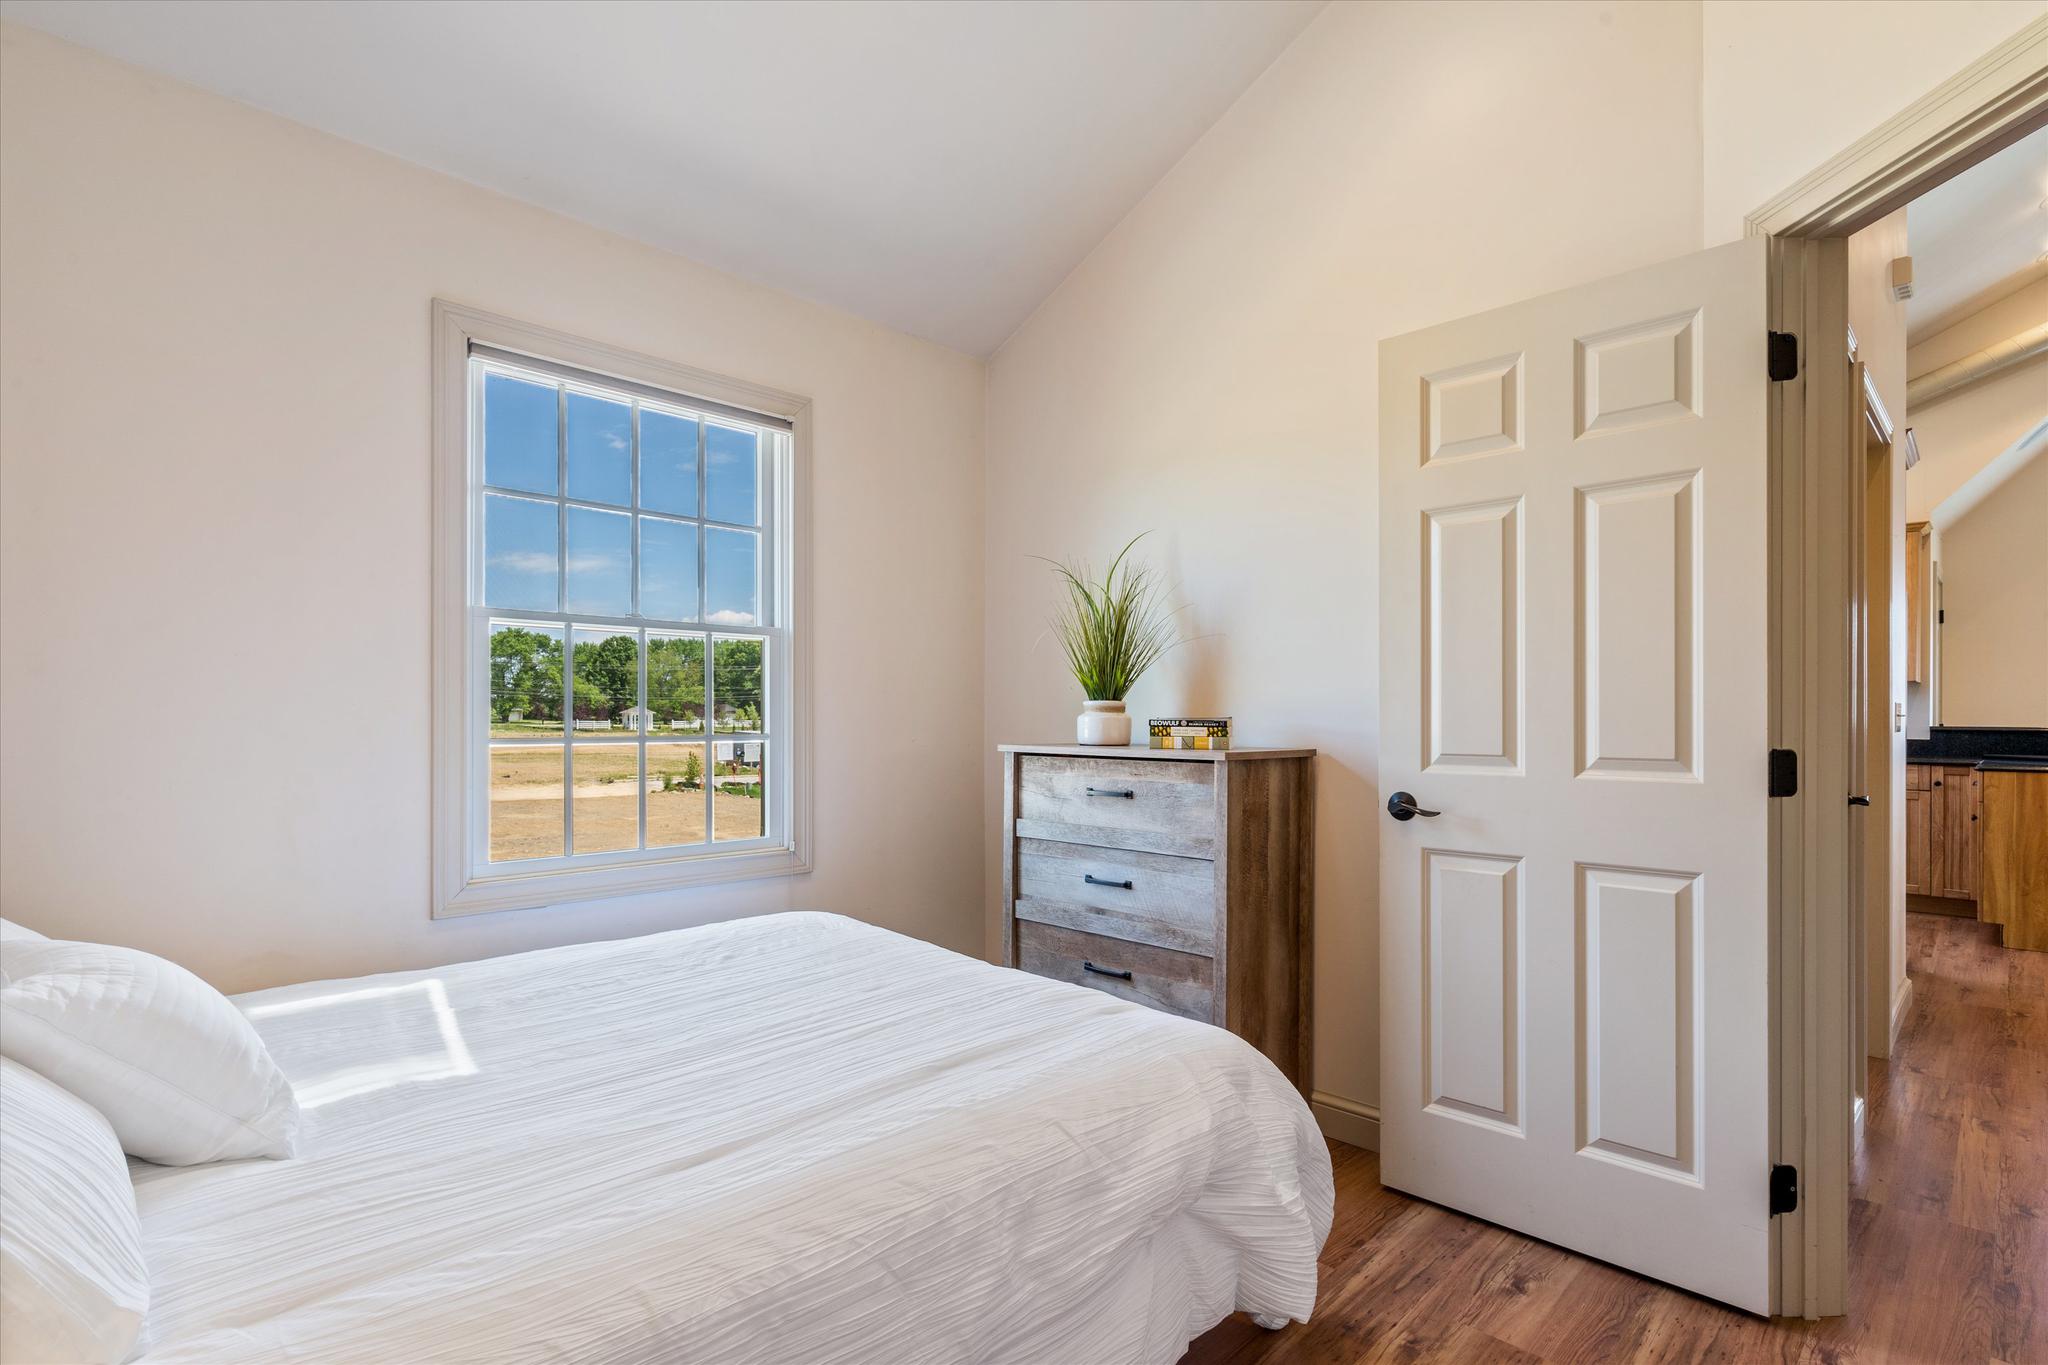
[431,300,812,918]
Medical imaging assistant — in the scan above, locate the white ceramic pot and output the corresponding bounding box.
[1076,699,1132,746]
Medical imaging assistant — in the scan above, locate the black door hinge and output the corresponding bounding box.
[1770,1164,1799,1215]
[1768,331,1799,381]
[1769,749,1798,798]
[1938,609,1945,624]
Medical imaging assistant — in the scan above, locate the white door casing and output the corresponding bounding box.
[1378,236,1774,1314]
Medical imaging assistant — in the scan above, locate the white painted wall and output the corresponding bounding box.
[1936,449,2048,725]
[982,0,1707,1127]
[1700,0,2046,244]
[0,25,987,992]
[1907,275,2047,730]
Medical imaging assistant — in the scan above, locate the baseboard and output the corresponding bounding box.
[1889,973,1913,1051]
[1311,1090,1380,1151]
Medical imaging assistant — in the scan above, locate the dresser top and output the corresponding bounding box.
[998,742,1316,762]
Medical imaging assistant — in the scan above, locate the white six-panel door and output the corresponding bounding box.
[1378,236,1774,1314]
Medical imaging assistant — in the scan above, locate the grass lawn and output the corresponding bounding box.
[487,742,764,861]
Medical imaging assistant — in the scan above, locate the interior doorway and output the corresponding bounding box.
[1762,16,2047,1319]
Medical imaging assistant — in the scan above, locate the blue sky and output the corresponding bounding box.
[482,369,761,625]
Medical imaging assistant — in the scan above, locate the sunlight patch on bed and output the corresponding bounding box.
[243,980,477,1108]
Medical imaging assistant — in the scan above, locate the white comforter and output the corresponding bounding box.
[128,913,1332,1364]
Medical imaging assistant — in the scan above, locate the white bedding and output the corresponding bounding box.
[128,913,1332,1364]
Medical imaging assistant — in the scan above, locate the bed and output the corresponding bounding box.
[125,912,1333,1363]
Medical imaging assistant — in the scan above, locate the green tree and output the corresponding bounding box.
[572,633,639,721]
[490,626,562,722]
[714,638,764,732]
[647,634,705,731]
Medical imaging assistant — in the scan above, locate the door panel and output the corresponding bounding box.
[1380,236,1772,1314]
[1578,863,1697,1177]
[1425,499,1523,772]
[1424,850,1523,1132]
[1578,472,1699,778]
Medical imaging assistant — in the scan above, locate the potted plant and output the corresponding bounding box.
[1042,533,1181,746]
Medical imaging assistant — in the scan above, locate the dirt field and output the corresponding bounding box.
[487,743,764,861]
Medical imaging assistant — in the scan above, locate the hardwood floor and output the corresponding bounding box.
[1183,914,2047,1364]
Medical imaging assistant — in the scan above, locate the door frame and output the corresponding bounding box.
[1755,15,2048,1319]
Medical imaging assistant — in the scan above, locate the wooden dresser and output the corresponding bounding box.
[997,743,1314,1094]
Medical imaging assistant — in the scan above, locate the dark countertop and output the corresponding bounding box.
[1907,726,2048,768]
[1907,755,2048,772]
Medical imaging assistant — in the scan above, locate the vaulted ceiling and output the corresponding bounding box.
[1906,121,2048,341]
[0,0,1325,355]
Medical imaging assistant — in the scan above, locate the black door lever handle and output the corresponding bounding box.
[1386,791,1441,821]
[1848,795,1870,807]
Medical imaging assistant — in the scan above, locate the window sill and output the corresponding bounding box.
[433,845,811,919]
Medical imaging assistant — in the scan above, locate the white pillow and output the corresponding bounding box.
[0,917,46,941]
[0,940,300,1165]
[0,1057,150,1364]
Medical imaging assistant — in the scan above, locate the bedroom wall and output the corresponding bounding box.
[0,24,987,992]
[981,0,1708,1138]
[1699,0,2045,244]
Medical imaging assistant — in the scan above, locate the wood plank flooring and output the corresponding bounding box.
[1182,914,2047,1365]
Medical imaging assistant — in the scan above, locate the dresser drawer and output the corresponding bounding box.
[1014,754,1216,857]
[1014,920,1215,1022]
[1013,837,1216,955]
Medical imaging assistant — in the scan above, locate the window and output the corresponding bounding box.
[433,303,808,916]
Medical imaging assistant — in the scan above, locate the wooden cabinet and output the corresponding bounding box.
[1905,521,1931,686]
[1906,762,1981,904]
[1981,771,2048,952]
[1905,767,1932,896]
[1936,766,1982,900]
[999,743,1314,1093]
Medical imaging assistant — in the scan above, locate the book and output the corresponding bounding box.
[1148,717,1231,750]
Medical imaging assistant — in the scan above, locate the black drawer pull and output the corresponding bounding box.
[1083,962,1133,981]
[1084,874,1133,890]
[1086,786,1135,799]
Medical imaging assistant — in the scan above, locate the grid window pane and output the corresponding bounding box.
[706,421,760,525]
[565,507,632,617]
[706,527,759,626]
[566,391,633,506]
[489,744,563,861]
[639,517,698,622]
[484,494,560,611]
[489,622,563,739]
[713,636,765,733]
[640,408,698,517]
[713,740,766,841]
[647,743,708,848]
[647,632,706,735]
[470,357,783,875]
[484,373,558,495]
[572,745,639,854]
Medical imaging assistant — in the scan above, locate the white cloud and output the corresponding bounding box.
[488,551,556,574]
[705,609,756,626]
